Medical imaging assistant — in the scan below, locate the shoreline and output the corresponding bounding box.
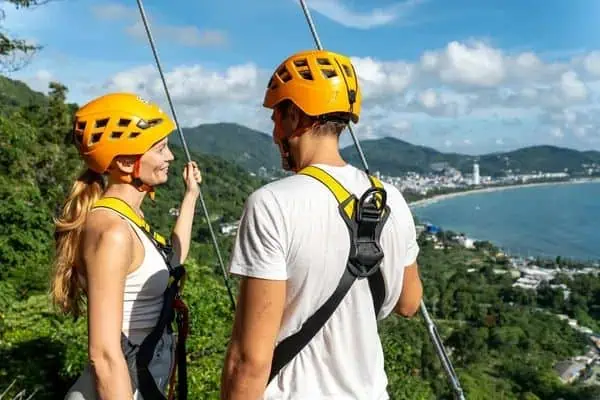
[408,177,600,209]
[407,177,600,263]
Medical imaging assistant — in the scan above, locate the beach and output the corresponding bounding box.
[408,177,600,209]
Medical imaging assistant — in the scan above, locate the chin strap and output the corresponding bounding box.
[108,158,156,200]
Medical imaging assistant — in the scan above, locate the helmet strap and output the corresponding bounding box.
[108,157,156,200]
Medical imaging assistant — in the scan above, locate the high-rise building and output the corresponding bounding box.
[473,161,480,185]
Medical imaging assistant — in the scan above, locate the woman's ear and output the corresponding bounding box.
[111,155,137,174]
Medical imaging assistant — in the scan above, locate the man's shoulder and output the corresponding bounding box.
[243,175,308,210]
[250,173,321,200]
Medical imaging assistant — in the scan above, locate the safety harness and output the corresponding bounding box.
[268,165,391,384]
[91,197,189,400]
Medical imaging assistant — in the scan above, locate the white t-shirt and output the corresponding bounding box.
[229,163,420,400]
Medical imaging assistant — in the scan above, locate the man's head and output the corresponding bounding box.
[263,49,362,171]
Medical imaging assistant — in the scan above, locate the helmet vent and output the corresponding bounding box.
[95,118,109,129]
[277,66,292,82]
[321,69,337,78]
[90,132,103,144]
[317,58,332,66]
[267,76,278,89]
[342,64,353,78]
[111,131,123,139]
[118,118,131,127]
[76,121,87,130]
[299,70,313,80]
[129,131,141,138]
[293,58,308,67]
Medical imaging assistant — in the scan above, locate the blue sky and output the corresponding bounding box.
[3,0,600,154]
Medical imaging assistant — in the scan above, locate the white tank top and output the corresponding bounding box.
[91,209,170,344]
[122,219,170,344]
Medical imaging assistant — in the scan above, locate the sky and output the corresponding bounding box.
[3,0,600,154]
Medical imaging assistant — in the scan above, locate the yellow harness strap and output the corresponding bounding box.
[92,197,168,247]
[298,165,385,218]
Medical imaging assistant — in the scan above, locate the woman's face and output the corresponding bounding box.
[138,137,175,186]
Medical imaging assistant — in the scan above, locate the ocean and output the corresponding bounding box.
[410,181,600,263]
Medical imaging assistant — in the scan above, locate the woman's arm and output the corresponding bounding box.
[171,161,201,266]
[82,212,134,399]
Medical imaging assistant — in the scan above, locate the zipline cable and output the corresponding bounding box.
[135,0,236,311]
[297,1,465,399]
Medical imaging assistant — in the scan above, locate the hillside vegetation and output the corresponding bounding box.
[2,78,600,399]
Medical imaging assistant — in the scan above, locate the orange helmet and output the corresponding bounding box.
[263,49,361,123]
[72,92,175,174]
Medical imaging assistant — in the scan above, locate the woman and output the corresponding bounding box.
[51,92,200,399]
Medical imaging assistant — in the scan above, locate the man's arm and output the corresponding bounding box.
[221,277,286,400]
[394,261,422,317]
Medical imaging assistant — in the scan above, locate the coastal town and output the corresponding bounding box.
[419,223,600,387]
[374,160,600,197]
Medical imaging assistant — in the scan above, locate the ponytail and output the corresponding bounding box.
[51,168,106,317]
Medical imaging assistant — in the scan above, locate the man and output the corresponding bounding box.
[220,49,423,400]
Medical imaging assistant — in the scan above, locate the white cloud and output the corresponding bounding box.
[89,39,600,150]
[22,35,600,152]
[421,41,506,88]
[91,62,268,130]
[393,119,412,133]
[351,57,414,99]
[16,68,55,92]
[126,22,228,48]
[306,0,425,29]
[580,51,600,77]
[405,89,468,117]
[92,2,228,48]
[91,3,133,20]
[559,71,587,101]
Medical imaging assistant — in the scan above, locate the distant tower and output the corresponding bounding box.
[473,161,480,185]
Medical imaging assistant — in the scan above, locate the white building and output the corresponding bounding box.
[473,161,480,185]
[220,221,240,236]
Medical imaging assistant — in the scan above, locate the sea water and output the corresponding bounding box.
[411,181,600,262]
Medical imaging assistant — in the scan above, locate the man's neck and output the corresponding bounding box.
[301,135,346,168]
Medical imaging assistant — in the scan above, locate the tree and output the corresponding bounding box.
[0,0,54,71]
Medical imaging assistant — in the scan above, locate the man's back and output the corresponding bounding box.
[229,163,420,400]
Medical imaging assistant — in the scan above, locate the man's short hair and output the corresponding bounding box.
[276,100,349,137]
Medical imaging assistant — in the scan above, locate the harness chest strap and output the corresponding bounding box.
[91,197,188,400]
[93,197,169,247]
[268,165,389,384]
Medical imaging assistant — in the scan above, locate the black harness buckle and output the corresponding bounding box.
[344,187,388,278]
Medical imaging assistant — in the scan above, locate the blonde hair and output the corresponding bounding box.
[51,168,106,317]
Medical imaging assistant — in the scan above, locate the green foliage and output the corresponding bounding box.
[1,1,55,72]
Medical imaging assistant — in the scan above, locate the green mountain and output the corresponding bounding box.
[0,75,47,114]
[180,123,600,178]
[181,122,282,173]
[340,137,600,177]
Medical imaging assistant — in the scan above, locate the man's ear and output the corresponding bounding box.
[288,104,301,131]
[289,104,315,132]
[111,155,137,174]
